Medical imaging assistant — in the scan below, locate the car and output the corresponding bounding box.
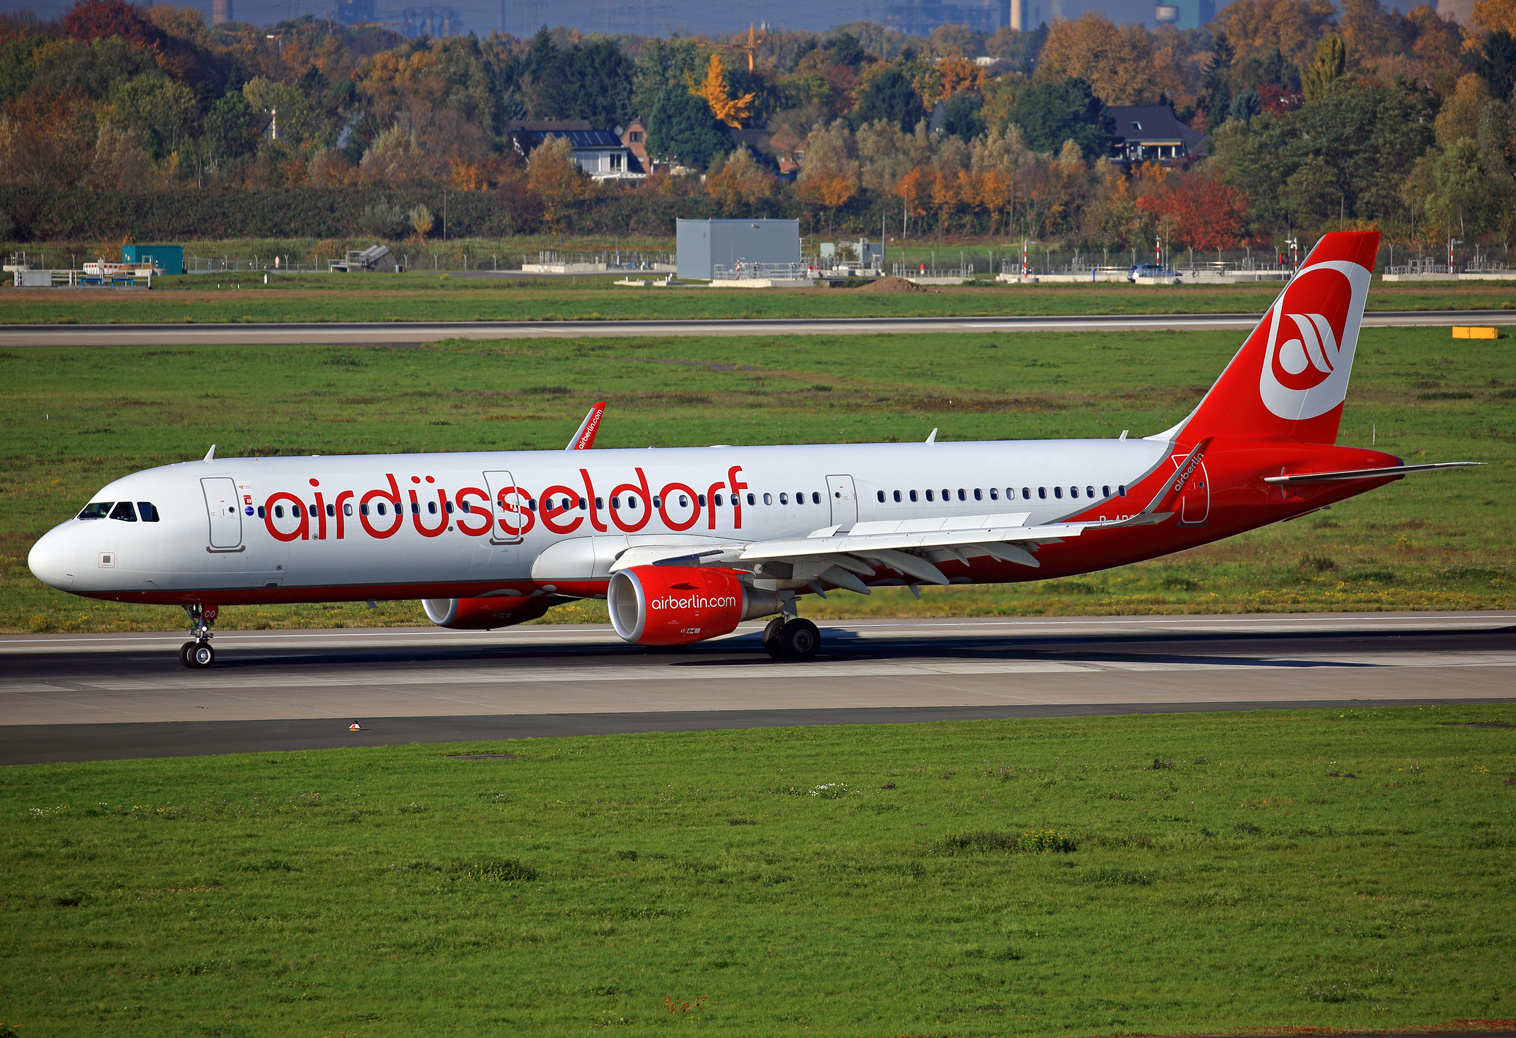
[1127,263,1178,281]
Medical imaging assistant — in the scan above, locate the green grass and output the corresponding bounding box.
[3,706,1514,1036]
[3,327,1514,633]
[2,274,1513,325]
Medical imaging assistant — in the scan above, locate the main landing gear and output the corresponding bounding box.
[180,603,218,669]
[762,615,821,662]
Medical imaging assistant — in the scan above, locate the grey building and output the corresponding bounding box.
[676,219,801,280]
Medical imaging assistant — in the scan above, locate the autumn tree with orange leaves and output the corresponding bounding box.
[688,54,754,128]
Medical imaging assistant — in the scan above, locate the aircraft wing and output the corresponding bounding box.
[608,511,1116,592]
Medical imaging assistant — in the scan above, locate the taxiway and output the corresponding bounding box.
[2,309,1513,347]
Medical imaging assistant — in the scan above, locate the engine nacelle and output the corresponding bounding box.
[422,595,553,630]
[608,566,781,646]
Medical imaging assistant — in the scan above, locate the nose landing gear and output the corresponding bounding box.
[180,603,218,668]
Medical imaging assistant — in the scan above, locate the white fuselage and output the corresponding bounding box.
[29,439,1173,602]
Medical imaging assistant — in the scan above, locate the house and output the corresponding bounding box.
[506,120,644,181]
[1106,105,1205,165]
[619,118,651,170]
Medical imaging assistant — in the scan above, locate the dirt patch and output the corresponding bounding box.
[855,276,927,294]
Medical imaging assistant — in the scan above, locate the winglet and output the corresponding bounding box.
[566,402,606,450]
[203,444,216,462]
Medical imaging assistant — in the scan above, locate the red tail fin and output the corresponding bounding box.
[1162,231,1379,445]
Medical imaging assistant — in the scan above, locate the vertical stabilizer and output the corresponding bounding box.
[1152,231,1379,445]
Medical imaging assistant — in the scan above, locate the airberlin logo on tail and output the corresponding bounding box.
[1259,261,1370,422]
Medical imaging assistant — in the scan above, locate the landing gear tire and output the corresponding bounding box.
[187,642,215,668]
[776,618,820,662]
[179,641,197,668]
[762,616,786,659]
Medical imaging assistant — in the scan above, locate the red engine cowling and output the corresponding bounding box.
[422,595,553,630]
[608,566,781,646]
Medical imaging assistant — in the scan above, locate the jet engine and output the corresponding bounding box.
[422,595,553,630]
[608,566,781,646]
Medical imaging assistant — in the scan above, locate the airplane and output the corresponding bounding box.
[27,231,1478,668]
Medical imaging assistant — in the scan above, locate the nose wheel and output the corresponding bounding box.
[763,616,821,661]
[179,603,218,668]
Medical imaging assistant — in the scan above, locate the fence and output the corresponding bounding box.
[712,262,812,280]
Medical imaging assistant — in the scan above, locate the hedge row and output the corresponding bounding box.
[0,186,815,242]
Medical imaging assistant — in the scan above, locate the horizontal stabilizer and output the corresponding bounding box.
[1263,461,1482,484]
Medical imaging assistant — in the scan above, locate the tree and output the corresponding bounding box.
[688,53,754,128]
[1136,169,1250,253]
[705,145,775,206]
[796,119,859,228]
[407,203,435,239]
[850,68,922,131]
[1214,0,1339,68]
[1474,31,1516,101]
[1300,33,1347,102]
[204,91,256,162]
[646,83,730,168]
[936,91,984,142]
[1473,0,1516,35]
[1002,77,1112,159]
[1037,13,1181,105]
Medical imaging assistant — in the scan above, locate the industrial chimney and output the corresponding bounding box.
[212,0,233,25]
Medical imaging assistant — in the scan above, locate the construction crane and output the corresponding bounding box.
[723,22,763,72]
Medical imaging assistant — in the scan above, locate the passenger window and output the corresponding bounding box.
[326,503,335,517]
[579,497,587,510]
[257,506,266,518]
[529,499,538,511]
[1023,488,1032,499]
[1037,488,1046,500]
[137,501,160,522]
[610,497,620,509]
[410,501,420,514]
[714,493,723,505]
[958,489,966,501]
[1054,487,1063,499]
[1087,486,1095,498]
[1102,485,1111,498]
[746,493,755,505]
[876,491,885,503]
[625,498,636,509]
[345,503,354,516]
[1070,486,1079,498]
[444,501,453,514]
[377,503,387,516]
[909,490,918,502]
[925,489,934,501]
[275,505,285,518]
[763,493,773,505]
[596,497,604,509]
[697,494,706,507]
[974,488,982,501]
[941,489,949,500]
[780,493,789,505]
[1118,485,1127,497]
[651,496,661,509]
[110,501,137,522]
[989,488,998,500]
[77,502,112,520]
[360,503,369,516]
[893,490,901,502]
[812,492,821,504]
[428,501,438,514]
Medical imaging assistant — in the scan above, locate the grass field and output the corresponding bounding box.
[2,324,1513,633]
[2,705,1514,1036]
[2,275,1514,326]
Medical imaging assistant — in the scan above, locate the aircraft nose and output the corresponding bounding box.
[28,527,77,591]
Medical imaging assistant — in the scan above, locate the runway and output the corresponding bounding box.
[2,309,1513,347]
[3,611,1512,764]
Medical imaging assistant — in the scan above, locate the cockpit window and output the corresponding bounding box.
[137,502,160,522]
[78,502,113,520]
[109,501,138,522]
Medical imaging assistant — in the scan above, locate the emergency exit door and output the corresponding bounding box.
[200,477,243,550]
[826,474,858,526]
[483,470,524,543]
